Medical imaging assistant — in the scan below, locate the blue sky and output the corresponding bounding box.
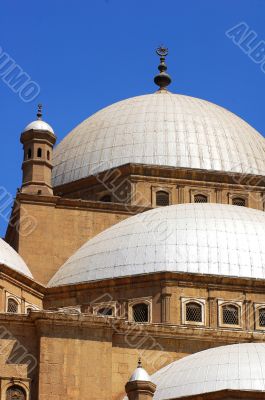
[0,0,264,236]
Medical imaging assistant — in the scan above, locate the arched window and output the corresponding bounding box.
[132,303,149,323]
[27,148,32,159]
[259,308,265,327]
[47,150,50,160]
[222,304,239,325]
[232,197,246,207]
[97,307,113,316]
[185,302,202,323]
[100,194,111,202]
[194,194,208,203]
[37,148,42,158]
[7,298,18,314]
[26,307,33,314]
[156,191,169,207]
[6,385,26,400]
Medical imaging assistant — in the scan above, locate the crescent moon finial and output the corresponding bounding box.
[154,46,171,90]
[156,46,168,57]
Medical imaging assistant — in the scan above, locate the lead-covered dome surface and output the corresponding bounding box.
[23,120,54,134]
[0,239,33,278]
[52,91,265,187]
[48,203,265,287]
[151,343,265,399]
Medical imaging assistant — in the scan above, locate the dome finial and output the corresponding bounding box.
[37,103,43,120]
[154,46,171,90]
[137,357,142,368]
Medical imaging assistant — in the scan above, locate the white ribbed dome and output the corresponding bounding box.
[151,343,265,399]
[129,365,151,382]
[52,91,265,187]
[0,239,33,278]
[23,120,54,134]
[48,203,265,287]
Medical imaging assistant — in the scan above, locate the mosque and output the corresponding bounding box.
[1,47,265,399]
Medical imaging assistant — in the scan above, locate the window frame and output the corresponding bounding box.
[155,190,170,207]
[254,303,265,331]
[6,294,21,314]
[7,298,19,314]
[6,384,27,400]
[181,298,206,326]
[2,380,29,400]
[152,187,172,208]
[24,303,38,314]
[190,189,212,204]
[232,197,246,207]
[26,148,32,160]
[97,307,113,317]
[218,300,242,329]
[128,297,152,323]
[92,301,117,317]
[228,193,248,207]
[193,194,208,203]
[132,303,149,323]
[37,147,42,158]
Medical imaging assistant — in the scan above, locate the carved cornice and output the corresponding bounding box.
[16,193,150,215]
[45,271,265,298]
[0,264,45,298]
[53,163,265,195]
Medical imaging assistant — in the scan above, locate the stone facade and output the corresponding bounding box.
[5,164,265,285]
[0,308,264,400]
[2,90,265,399]
[5,193,148,284]
[2,154,265,399]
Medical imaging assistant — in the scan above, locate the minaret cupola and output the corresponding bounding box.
[20,104,56,196]
[125,359,156,400]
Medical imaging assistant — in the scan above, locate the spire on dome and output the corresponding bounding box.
[154,46,171,90]
[138,357,142,368]
[37,103,43,120]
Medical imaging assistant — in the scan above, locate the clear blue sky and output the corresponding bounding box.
[0,0,264,236]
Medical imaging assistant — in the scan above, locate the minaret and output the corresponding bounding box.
[125,358,156,400]
[20,104,56,196]
[154,46,171,90]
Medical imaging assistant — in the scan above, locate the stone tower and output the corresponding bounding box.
[20,104,56,196]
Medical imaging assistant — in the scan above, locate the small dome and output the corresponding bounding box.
[151,343,265,399]
[48,203,265,287]
[0,239,33,278]
[129,365,152,382]
[52,91,265,187]
[23,120,54,134]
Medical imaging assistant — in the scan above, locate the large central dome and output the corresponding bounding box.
[52,91,265,187]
